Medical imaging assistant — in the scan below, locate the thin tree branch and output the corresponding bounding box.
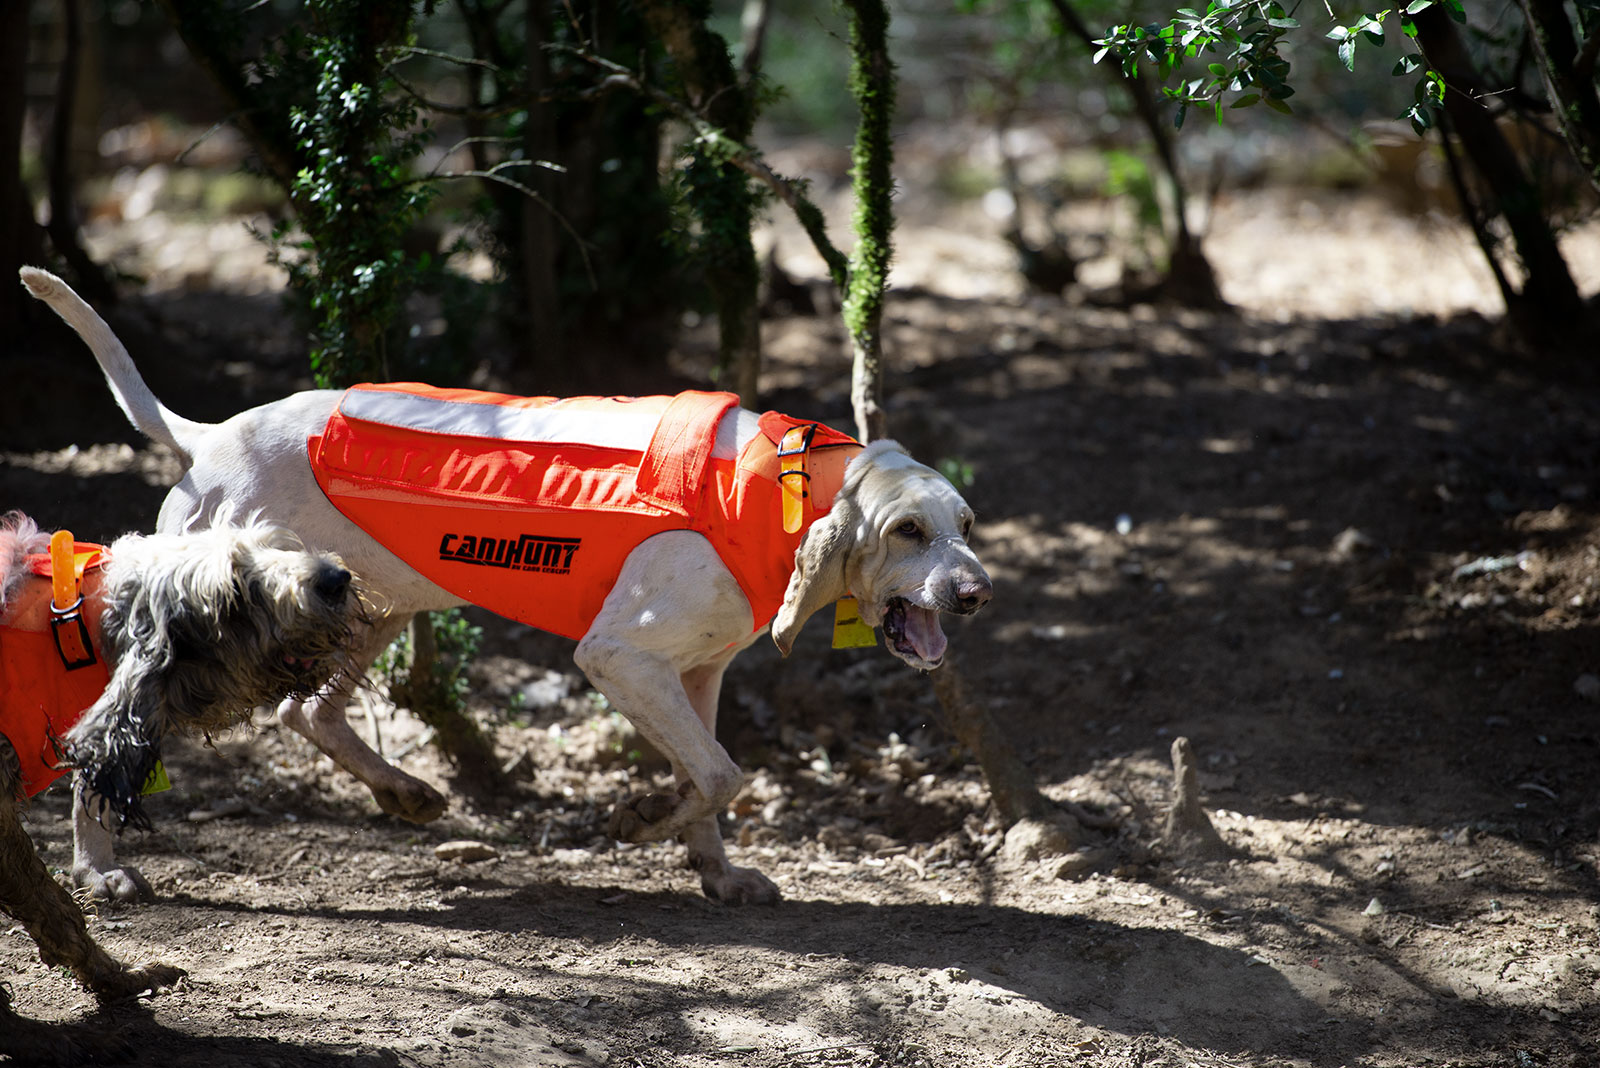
[562,49,852,289]
[389,69,615,119]
[417,163,596,290]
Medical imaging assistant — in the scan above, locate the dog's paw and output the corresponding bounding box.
[372,776,448,823]
[74,863,155,904]
[699,865,781,906]
[608,792,683,842]
[93,961,186,1001]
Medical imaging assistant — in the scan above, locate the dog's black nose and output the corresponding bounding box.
[316,566,352,602]
[953,575,992,614]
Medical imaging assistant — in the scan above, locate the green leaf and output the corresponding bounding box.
[1231,92,1261,108]
[1208,62,1228,76]
[1338,38,1356,69]
[1268,17,1299,28]
[1263,95,1293,115]
[1404,0,1432,11]
[1175,102,1188,128]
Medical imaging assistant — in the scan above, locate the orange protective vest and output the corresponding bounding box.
[309,385,861,639]
[0,545,110,798]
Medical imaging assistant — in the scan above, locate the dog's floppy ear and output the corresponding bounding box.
[65,670,165,832]
[772,505,855,656]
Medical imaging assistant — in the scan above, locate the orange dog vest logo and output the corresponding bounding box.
[438,532,581,574]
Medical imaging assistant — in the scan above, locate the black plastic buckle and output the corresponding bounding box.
[50,597,98,671]
[776,422,819,485]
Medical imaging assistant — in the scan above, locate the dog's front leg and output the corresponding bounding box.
[276,612,448,823]
[575,533,768,897]
[71,782,154,903]
[676,655,780,905]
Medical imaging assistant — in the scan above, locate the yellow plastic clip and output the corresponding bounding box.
[49,529,77,613]
[48,530,96,670]
[777,423,818,534]
[831,596,877,649]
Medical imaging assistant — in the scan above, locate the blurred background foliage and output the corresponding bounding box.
[3,0,1597,386]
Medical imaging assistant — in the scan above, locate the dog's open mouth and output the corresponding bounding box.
[282,654,328,691]
[882,597,948,668]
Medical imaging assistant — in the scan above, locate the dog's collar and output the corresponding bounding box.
[765,416,860,533]
[30,532,107,672]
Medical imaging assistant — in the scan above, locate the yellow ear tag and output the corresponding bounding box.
[831,596,877,648]
[140,760,172,795]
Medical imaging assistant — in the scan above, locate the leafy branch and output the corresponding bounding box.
[1093,0,1460,133]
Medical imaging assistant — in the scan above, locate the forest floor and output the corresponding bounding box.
[5,178,1600,1068]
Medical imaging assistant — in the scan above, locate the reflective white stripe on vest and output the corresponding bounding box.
[340,389,662,451]
[341,388,755,460]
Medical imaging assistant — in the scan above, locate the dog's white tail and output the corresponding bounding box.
[19,266,206,468]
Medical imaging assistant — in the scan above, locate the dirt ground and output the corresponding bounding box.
[5,182,1600,1068]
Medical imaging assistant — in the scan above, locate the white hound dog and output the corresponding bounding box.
[22,267,992,905]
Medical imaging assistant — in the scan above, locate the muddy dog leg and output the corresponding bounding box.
[71,783,156,903]
[0,793,184,1000]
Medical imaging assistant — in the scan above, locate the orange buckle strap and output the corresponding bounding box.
[49,529,97,671]
[777,423,818,534]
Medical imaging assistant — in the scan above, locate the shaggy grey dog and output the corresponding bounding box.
[0,510,362,1063]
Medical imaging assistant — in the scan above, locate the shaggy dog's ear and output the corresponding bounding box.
[772,506,854,657]
[66,670,165,831]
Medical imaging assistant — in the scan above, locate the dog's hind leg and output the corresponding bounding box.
[276,613,448,823]
[71,781,155,903]
[0,794,184,1000]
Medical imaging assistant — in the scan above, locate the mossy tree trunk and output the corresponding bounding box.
[834,1,1074,844]
[842,0,894,444]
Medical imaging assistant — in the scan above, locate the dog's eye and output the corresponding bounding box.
[895,520,922,539]
[961,516,974,538]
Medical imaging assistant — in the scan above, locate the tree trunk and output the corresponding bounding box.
[842,0,894,444]
[1048,0,1223,308]
[1519,0,1600,195]
[153,0,297,196]
[1412,3,1588,344]
[520,1,560,349]
[0,0,41,340]
[393,613,508,799]
[637,0,762,409]
[43,0,113,304]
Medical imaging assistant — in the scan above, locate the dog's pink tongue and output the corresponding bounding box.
[904,605,947,663]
